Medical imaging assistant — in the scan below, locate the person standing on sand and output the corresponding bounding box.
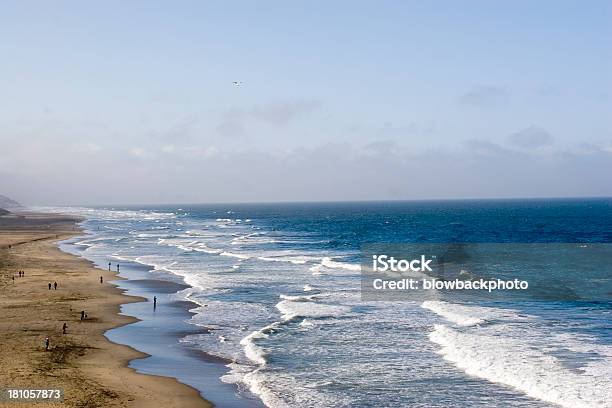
[108,262,111,271]
[48,283,51,290]
[53,282,57,290]
[44,337,49,351]
[100,276,103,284]
[153,296,157,309]
[62,323,67,334]
[80,310,85,321]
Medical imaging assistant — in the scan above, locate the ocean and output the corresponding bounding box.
[47,199,611,408]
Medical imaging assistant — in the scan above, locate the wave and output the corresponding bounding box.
[222,364,288,408]
[239,322,279,366]
[220,251,251,260]
[279,294,319,302]
[258,256,307,264]
[321,257,361,271]
[309,265,325,275]
[222,362,350,408]
[422,301,485,326]
[422,300,529,327]
[429,324,610,408]
[275,298,350,321]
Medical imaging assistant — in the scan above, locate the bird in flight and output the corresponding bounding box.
[233,81,243,86]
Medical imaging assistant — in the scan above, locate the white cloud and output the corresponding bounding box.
[459,86,509,107]
[508,126,553,148]
[129,147,150,158]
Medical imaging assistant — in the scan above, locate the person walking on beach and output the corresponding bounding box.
[48,283,52,290]
[116,263,120,272]
[80,310,85,321]
[53,282,57,290]
[44,337,49,351]
[100,276,103,284]
[153,296,157,309]
[108,262,111,271]
[62,323,67,334]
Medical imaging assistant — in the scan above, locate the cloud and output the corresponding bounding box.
[251,100,321,125]
[71,142,102,153]
[459,86,509,107]
[465,139,518,156]
[507,126,553,148]
[216,110,247,138]
[129,147,151,158]
[151,115,199,142]
[3,136,612,205]
[215,99,322,137]
[364,140,399,155]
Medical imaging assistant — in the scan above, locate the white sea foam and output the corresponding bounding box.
[422,301,485,326]
[429,324,612,408]
[239,322,279,366]
[222,364,289,408]
[422,300,529,327]
[321,257,361,271]
[191,243,222,254]
[224,362,350,408]
[258,256,307,264]
[279,294,319,302]
[276,298,350,321]
[299,319,315,327]
[220,251,251,260]
[309,264,324,275]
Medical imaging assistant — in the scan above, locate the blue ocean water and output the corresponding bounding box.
[47,199,611,408]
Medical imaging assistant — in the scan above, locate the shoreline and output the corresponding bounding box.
[60,225,263,408]
[0,212,212,407]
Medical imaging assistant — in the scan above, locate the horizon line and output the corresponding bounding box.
[26,195,612,208]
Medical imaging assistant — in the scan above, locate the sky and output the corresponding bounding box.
[0,0,610,205]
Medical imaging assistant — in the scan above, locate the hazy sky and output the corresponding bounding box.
[1,0,611,205]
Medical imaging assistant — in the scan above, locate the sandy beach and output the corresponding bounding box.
[0,212,211,408]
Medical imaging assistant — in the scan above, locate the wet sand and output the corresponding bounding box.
[0,212,211,407]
